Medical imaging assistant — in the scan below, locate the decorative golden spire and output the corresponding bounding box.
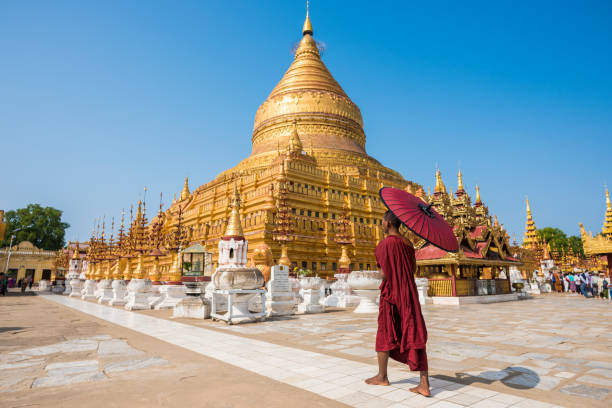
[523,196,538,249]
[180,177,191,200]
[494,215,499,228]
[475,185,481,204]
[288,121,303,152]
[303,1,313,36]
[72,241,80,260]
[434,169,446,194]
[603,188,612,237]
[526,197,532,214]
[457,170,464,192]
[224,184,245,238]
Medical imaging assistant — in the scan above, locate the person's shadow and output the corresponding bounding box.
[442,366,540,390]
[392,366,540,391]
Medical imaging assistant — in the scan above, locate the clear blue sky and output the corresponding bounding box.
[1,0,611,243]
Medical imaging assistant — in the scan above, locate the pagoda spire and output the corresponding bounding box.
[457,170,464,192]
[180,177,191,200]
[224,184,245,238]
[72,241,81,259]
[434,169,446,194]
[603,188,612,237]
[303,1,313,35]
[475,185,482,204]
[523,197,538,249]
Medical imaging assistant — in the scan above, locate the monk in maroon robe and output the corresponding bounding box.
[366,210,430,397]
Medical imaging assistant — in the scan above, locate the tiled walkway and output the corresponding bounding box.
[42,295,566,408]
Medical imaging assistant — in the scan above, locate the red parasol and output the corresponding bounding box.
[379,187,459,252]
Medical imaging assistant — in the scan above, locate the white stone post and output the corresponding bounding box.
[297,277,325,313]
[266,265,295,317]
[415,277,431,306]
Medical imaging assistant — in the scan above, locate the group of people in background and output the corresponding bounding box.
[0,273,33,295]
[551,270,609,299]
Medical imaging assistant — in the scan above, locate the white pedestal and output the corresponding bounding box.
[155,285,186,310]
[298,288,325,314]
[38,280,51,292]
[204,282,227,313]
[109,280,128,306]
[415,278,431,306]
[289,278,302,306]
[97,280,114,304]
[125,279,151,311]
[173,296,210,319]
[265,265,296,316]
[81,280,98,301]
[68,279,83,298]
[148,284,164,309]
[324,273,360,308]
[353,289,380,313]
[62,281,72,295]
[211,289,266,324]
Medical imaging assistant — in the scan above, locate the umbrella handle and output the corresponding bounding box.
[418,203,435,218]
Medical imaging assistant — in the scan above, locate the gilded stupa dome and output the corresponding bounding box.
[223,10,404,182]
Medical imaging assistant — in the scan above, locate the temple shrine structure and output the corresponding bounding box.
[64,9,519,303]
[413,170,519,297]
[580,189,612,278]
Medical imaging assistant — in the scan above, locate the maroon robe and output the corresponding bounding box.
[375,235,428,371]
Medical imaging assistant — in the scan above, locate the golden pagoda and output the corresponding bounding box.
[579,188,612,278]
[522,197,539,249]
[151,9,418,277]
[603,188,612,238]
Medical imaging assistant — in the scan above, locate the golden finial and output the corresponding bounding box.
[136,200,142,221]
[449,185,454,198]
[173,192,176,203]
[494,215,499,228]
[180,177,191,200]
[72,241,80,259]
[475,185,481,203]
[434,169,446,194]
[526,196,531,214]
[457,169,464,191]
[224,184,245,238]
[303,1,313,36]
[606,188,611,209]
[427,187,431,197]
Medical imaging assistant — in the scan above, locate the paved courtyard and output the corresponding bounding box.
[1,293,611,407]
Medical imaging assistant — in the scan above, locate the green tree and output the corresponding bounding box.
[537,227,568,253]
[568,235,585,258]
[537,227,585,259]
[0,204,69,250]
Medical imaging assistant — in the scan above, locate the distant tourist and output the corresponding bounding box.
[365,211,430,397]
[553,271,563,293]
[569,274,576,293]
[591,273,599,298]
[0,273,7,296]
[602,276,609,299]
[20,278,27,293]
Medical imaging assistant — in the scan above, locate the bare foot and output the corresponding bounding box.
[365,374,390,386]
[409,384,431,397]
